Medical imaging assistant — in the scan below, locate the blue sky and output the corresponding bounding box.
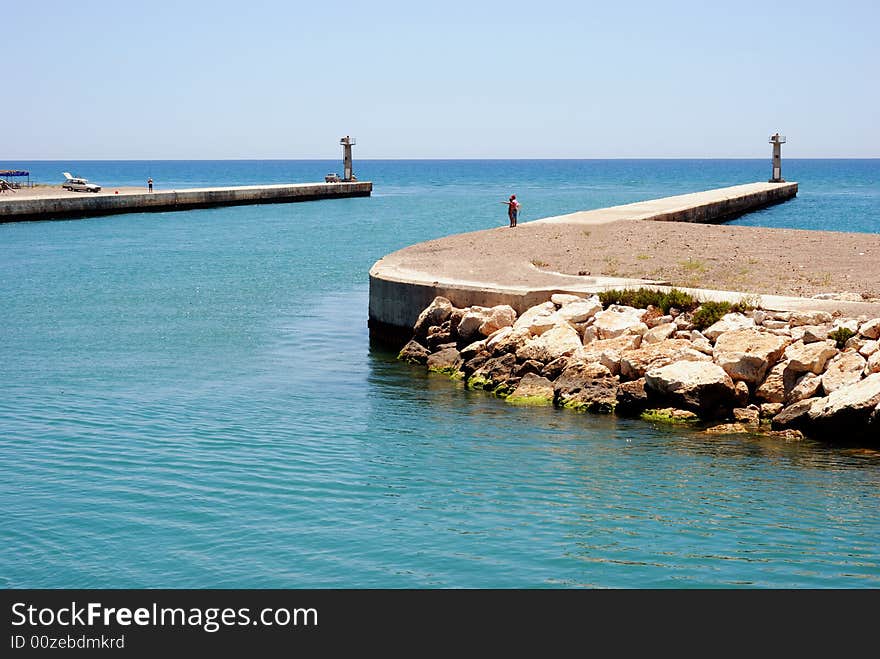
[7,0,878,158]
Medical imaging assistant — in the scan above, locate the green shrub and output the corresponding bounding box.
[661,288,698,314]
[598,288,697,313]
[730,294,761,314]
[828,326,855,349]
[691,301,732,330]
[599,288,637,308]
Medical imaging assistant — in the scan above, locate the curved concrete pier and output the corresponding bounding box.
[0,181,372,223]
[369,181,880,344]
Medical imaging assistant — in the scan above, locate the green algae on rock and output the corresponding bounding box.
[641,408,700,424]
[506,374,555,406]
[398,294,880,444]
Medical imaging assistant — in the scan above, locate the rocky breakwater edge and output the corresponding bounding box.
[397,292,880,442]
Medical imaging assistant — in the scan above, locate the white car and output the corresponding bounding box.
[62,172,102,193]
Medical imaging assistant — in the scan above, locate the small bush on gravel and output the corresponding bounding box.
[661,289,698,314]
[828,326,855,349]
[730,294,761,314]
[691,301,732,330]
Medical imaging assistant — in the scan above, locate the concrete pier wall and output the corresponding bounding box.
[632,182,798,224]
[368,275,575,346]
[0,181,372,223]
[533,182,798,226]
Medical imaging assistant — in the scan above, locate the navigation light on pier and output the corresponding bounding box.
[769,133,786,183]
[340,136,357,182]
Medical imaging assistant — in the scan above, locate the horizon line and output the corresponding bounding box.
[6,156,880,162]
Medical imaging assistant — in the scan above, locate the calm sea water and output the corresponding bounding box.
[1,160,879,588]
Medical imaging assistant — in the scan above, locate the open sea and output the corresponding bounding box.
[1,159,879,588]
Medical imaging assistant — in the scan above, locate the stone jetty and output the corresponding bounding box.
[0,181,372,223]
[398,293,880,442]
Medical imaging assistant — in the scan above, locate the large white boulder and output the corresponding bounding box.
[457,304,517,340]
[460,338,488,360]
[784,340,838,375]
[528,313,563,336]
[712,328,788,385]
[413,296,454,337]
[571,334,642,376]
[689,330,714,355]
[786,373,822,405]
[789,310,833,327]
[755,361,791,404]
[551,293,584,306]
[555,298,603,324]
[791,324,831,344]
[646,313,673,329]
[516,323,583,363]
[486,326,531,355]
[592,305,648,340]
[642,323,677,345]
[457,306,492,340]
[619,339,712,380]
[512,302,556,335]
[702,313,756,341]
[860,340,879,358]
[479,305,517,336]
[821,352,867,394]
[859,318,880,340]
[808,372,880,436]
[644,361,737,414]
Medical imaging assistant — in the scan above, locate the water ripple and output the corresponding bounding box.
[2,160,880,587]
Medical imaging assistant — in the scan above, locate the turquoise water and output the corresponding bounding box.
[1,160,879,588]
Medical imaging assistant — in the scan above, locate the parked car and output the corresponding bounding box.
[62,172,102,193]
[324,173,341,183]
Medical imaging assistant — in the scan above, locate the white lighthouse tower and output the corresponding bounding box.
[340,136,357,182]
[769,133,786,183]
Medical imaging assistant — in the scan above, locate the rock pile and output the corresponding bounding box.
[398,295,880,442]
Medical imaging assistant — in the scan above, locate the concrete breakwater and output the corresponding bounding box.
[371,179,880,441]
[398,294,880,442]
[0,181,372,223]
[533,181,799,225]
[369,181,805,340]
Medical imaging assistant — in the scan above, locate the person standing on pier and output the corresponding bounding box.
[147,178,153,192]
[501,194,520,227]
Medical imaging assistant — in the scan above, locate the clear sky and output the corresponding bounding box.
[6,0,879,159]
